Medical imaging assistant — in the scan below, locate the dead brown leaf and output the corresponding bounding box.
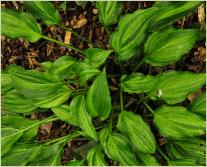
[198,4,206,30]
[70,15,87,29]
[188,89,202,102]
[40,122,53,135]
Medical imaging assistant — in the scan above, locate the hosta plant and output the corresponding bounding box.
[1,1,206,166]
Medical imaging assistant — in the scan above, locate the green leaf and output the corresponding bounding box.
[24,1,60,25]
[75,1,88,9]
[98,126,110,148]
[138,153,160,166]
[2,143,43,166]
[66,159,85,166]
[121,73,155,94]
[167,138,206,165]
[1,8,42,42]
[87,146,107,166]
[144,29,203,66]
[47,56,76,80]
[10,67,69,99]
[86,69,111,120]
[1,72,13,94]
[153,105,206,139]
[51,105,78,126]
[84,48,113,68]
[105,133,139,165]
[1,114,41,155]
[96,1,122,27]
[74,62,100,86]
[34,86,71,108]
[168,158,198,166]
[188,93,206,116]
[117,111,156,154]
[2,89,38,114]
[148,71,206,104]
[70,96,97,141]
[109,7,158,61]
[151,1,202,30]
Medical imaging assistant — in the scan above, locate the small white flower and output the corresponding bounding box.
[157,90,162,97]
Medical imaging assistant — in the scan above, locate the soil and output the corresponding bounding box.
[1,1,206,165]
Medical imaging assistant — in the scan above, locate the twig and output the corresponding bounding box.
[143,100,154,115]
[134,57,145,72]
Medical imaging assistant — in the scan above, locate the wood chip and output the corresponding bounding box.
[198,4,206,30]
[71,15,87,29]
[64,31,72,44]
[93,8,98,15]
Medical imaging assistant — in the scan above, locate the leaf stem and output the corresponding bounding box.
[120,89,124,112]
[134,58,145,72]
[137,95,150,105]
[156,145,170,163]
[42,35,84,54]
[143,100,154,115]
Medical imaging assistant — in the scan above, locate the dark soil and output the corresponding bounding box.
[1,1,206,165]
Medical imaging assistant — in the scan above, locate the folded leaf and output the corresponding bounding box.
[121,73,155,94]
[86,68,111,120]
[98,126,110,148]
[24,1,60,25]
[106,133,139,165]
[138,153,160,166]
[1,8,42,42]
[84,48,113,68]
[10,68,68,99]
[96,1,122,27]
[153,105,206,139]
[2,89,38,114]
[151,1,202,30]
[110,7,158,61]
[87,146,107,166]
[70,96,97,141]
[117,111,156,154]
[2,143,43,166]
[74,62,100,86]
[148,71,206,104]
[144,29,203,66]
[167,138,206,165]
[188,93,206,116]
[51,105,78,126]
[1,114,41,155]
[66,159,85,166]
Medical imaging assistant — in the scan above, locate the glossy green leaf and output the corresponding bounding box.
[188,93,206,116]
[1,8,42,42]
[86,69,111,120]
[151,1,202,30]
[74,62,100,86]
[51,105,78,126]
[148,71,206,104]
[138,153,160,166]
[10,67,69,99]
[168,158,198,166]
[105,133,139,165]
[87,146,107,166]
[2,89,38,114]
[154,105,206,139]
[47,56,76,80]
[110,7,158,61]
[98,126,110,148]
[2,143,43,166]
[117,111,156,154]
[24,1,60,25]
[167,138,206,165]
[70,96,97,141]
[96,1,122,27]
[84,48,113,68]
[121,73,155,94]
[144,29,203,66]
[1,114,40,155]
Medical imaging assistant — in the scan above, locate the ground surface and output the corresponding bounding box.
[1,1,206,165]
